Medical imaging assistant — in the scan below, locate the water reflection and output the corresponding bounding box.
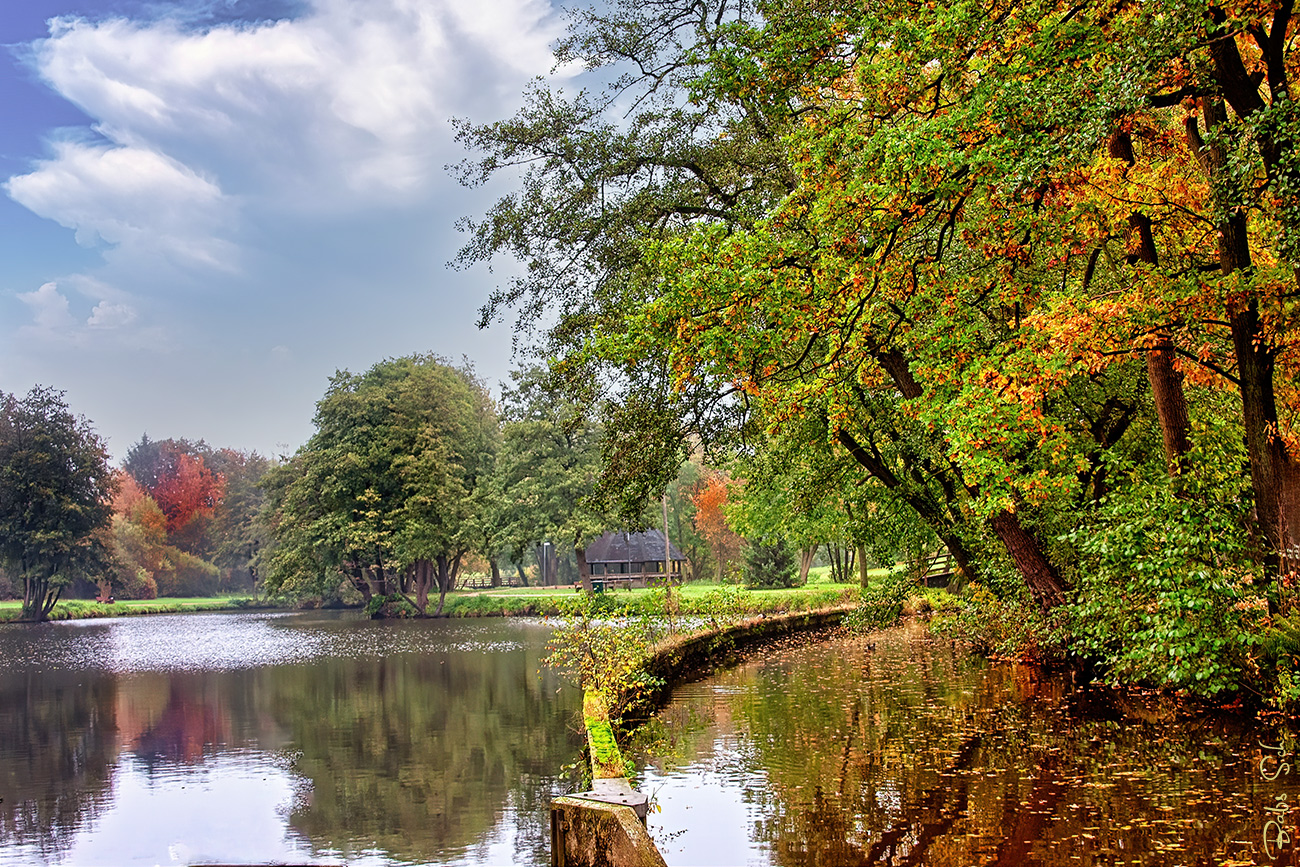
[637,621,1300,867]
[8,612,1300,866]
[0,612,583,866]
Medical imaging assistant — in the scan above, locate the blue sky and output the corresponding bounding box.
[0,0,563,460]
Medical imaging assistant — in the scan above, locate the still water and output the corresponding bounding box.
[636,621,1300,866]
[2,613,1299,865]
[0,612,582,866]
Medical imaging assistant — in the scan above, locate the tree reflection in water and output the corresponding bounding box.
[0,614,584,867]
[639,621,1300,866]
[0,668,119,861]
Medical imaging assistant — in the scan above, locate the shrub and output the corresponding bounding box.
[364,593,420,619]
[936,583,1062,663]
[844,570,912,634]
[545,593,662,710]
[1063,453,1262,697]
[744,536,799,588]
[683,584,748,630]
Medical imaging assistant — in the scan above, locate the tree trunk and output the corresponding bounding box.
[515,561,529,587]
[856,543,869,588]
[366,565,386,599]
[489,558,501,588]
[413,558,432,614]
[1187,96,1300,575]
[22,568,55,622]
[798,546,815,585]
[1146,338,1191,473]
[349,563,373,605]
[575,544,593,593]
[835,429,984,586]
[431,554,458,617]
[989,510,1066,612]
[40,583,61,621]
[1108,130,1192,473]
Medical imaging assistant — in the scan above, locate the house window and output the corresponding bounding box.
[591,563,605,575]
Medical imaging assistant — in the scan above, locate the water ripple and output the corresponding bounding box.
[0,611,540,673]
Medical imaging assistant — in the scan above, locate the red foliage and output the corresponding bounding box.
[151,453,225,533]
[688,472,744,579]
[112,471,150,518]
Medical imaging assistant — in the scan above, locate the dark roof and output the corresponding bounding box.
[586,529,685,564]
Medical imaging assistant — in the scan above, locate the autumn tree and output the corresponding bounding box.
[461,0,1298,695]
[687,471,744,583]
[0,387,116,621]
[104,472,168,599]
[123,436,225,554]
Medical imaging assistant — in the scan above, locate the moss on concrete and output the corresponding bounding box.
[583,691,627,779]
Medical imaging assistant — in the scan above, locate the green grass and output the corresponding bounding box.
[0,595,268,623]
[447,578,866,617]
[0,564,941,623]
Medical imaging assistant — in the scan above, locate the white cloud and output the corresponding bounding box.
[6,140,234,268]
[1,0,562,456]
[20,0,561,219]
[14,277,156,349]
[88,300,138,328]
[19,282,76,331]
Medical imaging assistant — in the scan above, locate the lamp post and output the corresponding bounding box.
[542,540,553,587]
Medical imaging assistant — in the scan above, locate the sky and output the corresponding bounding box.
[0,0,565,460]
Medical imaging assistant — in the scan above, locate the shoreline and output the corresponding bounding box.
[0,582,865,625]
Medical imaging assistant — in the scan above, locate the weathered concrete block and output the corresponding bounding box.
[550,797,668,867]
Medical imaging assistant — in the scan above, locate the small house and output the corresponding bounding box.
[586,529,686,588]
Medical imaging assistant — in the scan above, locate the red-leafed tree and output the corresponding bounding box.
[151,452,224,535]
[124,437,225,550]
[688,472,744,583]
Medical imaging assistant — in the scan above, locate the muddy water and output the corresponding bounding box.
[636,621,1300,866]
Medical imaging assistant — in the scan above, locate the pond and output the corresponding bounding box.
[637,620,1300,866]
[2,613,1298,865]
[0,611,582,866]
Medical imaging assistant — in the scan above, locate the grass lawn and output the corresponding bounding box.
[0,595,263,623]
[0,564,942,622]
[447,571,874,617]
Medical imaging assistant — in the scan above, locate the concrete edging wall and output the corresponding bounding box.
[628,606,852,717]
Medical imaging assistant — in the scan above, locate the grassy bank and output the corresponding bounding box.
[0,567,955,623]
[444,578,867,617]
[0,595,271,623]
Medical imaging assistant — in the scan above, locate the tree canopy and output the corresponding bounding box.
[262,355,497,616]
[0,387,116,621]
[458,0,1300,700]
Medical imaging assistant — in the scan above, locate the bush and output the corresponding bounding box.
[1063,452,1263,697]
[545,593,662,709]
[682,584,749,630]
[364,593,420,619]
[744,537,799,588]
[936,583,1062,663]
[844,570,913,634]
[156,550,221,597]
